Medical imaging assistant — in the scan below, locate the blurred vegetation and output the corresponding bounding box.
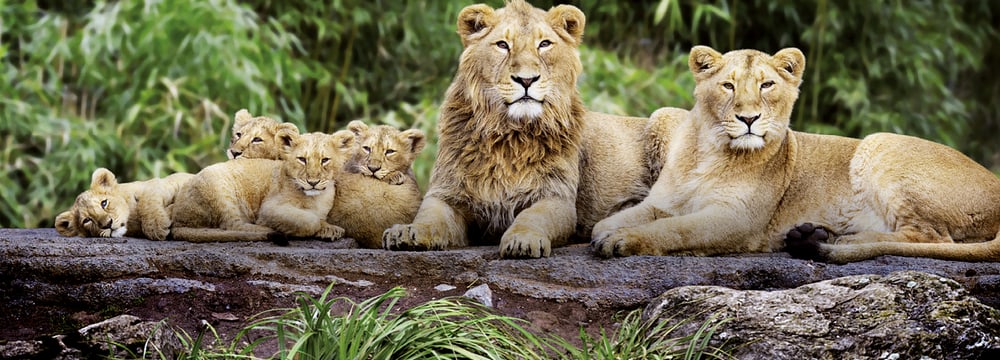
[1,0,997,228]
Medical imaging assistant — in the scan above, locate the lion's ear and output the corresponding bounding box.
[547,5,586,45]
[331,130,356,151]
[457,4,497,46]
[689,45,724,80]
[90,168,118,191]
[55,211,79,237]
[274,122,299,137]
[400,129,427,154]
[346,120,369,137]
[235,109,253,126]
[772,47,806,84]
[277,128,300,154]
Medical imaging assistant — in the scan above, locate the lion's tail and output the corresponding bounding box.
[170,227,271,243]
[823,232,1000,263]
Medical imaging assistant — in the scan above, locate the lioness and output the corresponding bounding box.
[55,168,194,240]
[382,0,652,258]
[171,130,355,242]
[591,45,1000,263]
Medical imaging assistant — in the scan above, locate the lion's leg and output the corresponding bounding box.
[259,204,343,240]
[500,197,576,258]
[591,202,659,240]
[383,196,468,251]
[592,207,766,257]
[137,195,172,241]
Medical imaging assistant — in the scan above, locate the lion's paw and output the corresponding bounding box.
[590,229,638,258]
[383,224,432,251]
[499,230,551,258]
[784,222,830,261]
[142,212,172,241]
[317,223,345,241]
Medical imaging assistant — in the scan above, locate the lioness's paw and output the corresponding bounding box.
[784,223,830,261]
[383,224,430,251]
[317,223,345,241]
[499,230,551,258]
[590,229,639,257]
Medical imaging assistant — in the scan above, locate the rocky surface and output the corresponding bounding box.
[3,228,1000,357]
[645,271,1000,359]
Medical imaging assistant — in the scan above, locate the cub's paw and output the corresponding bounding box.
[499,230,551,258]
[142,213,172,241]
[590,229,640,258]
[317,223,345,241]
[784,223,830,261]
[383,224,430,251]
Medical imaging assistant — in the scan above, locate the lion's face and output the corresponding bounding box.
[228,109,299,160]
[280,131,355,196]
[455,0,585,122]
[345,120,426,183]
[689,46,805,151]
[55,168,130,238]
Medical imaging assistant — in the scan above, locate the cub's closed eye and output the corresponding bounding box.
[761,81,775,89]
[496,41,509,50]
[251,137,263,143]
[385,149,396,156]
[297,157,307,165]
[100,199,108,209]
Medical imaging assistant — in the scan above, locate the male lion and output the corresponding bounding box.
[591,45,1000,263]
[382,0,652,258]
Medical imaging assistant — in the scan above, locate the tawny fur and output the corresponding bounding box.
[592,45,1000,263]
[326,120,425,248]
[171,131,355,242]
[55,168,194,240]
[381,0,653,258]
[227,109,300,160]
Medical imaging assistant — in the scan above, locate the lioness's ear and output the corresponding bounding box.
[457,4,498,46]
[772,47,806,84]
[331,130,356,150]
[346,120,369,137]
[547,5,586,45]
[55,211,79,237]
[400,129,427,154]
[689,45,724,80]
[90,168,118,191]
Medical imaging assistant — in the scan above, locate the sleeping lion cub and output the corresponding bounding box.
[55,168,193,240]
[171,130,355,242]
[330,120,424,248]
[592,45,1000,263]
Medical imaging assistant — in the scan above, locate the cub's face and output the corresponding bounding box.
[689,46,805,151]
[455,1,585,121]
[281,131,355,196]
[228,109,299,160]
[345,120,426,184]
[55,168,130,238]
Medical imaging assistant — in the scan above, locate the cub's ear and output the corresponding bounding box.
[277,127,300,154]
[90,168,118,191]
[688,45,724,80]
[772,47,806,84]
[346,120,369,137]
[399,129,427,154]
[547,4,586,45]
[457,4,498,46]
[330,130,356,151]
[55,211,79,237]
[234,109,253,126]
[274,122,299,137]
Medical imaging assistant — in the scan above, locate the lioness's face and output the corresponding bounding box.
[346,121,426,181]
[456,1,585,121]
[281,131,354,196]
[689,46,805,151]
[55,168,130,238]
[228,110,299,160]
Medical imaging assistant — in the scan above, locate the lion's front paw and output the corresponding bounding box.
[383,224,431,251]
[784,222,830,261]
[142,213,172,241]
[317,223,345,241]
[590,229,640,257]
[499,230,551,258]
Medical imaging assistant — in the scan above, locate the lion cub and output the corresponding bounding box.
[228,109,300,160]
[171,130,355,242]
[329,120,424,248]
[55,168,194,240]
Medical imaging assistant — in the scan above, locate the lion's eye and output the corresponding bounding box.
[82,218,92,225]
[496,41,509,50]
[234,132,242,139]
[362,146,371,154]
[251,137,263,143]
[760,81,775,90]
[297,157,307,165]
[538,40,551,49]
[321,158,330,165]
[100,199,108,209]
[722,83,735,90]
[385,149,396,156]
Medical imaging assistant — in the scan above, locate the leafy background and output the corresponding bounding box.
[2,0,997,228]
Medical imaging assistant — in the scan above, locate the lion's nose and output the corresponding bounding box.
[307,180,319,187]
[735,114,761,126]
[368,165,381,173]
[103,219,114,229]
[511,75,540,89]
[230,150,243,158]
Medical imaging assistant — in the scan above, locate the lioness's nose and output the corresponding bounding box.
[230,150,243,158]
[735,114,761,126]
[512,75,540,89]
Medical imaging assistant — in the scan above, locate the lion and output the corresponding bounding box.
[591,45,1000,263]
[55,168,194,240]
[171,130,355,243]
[326,120,425,248]
[382,0,654,258]
[227,109,299,160]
